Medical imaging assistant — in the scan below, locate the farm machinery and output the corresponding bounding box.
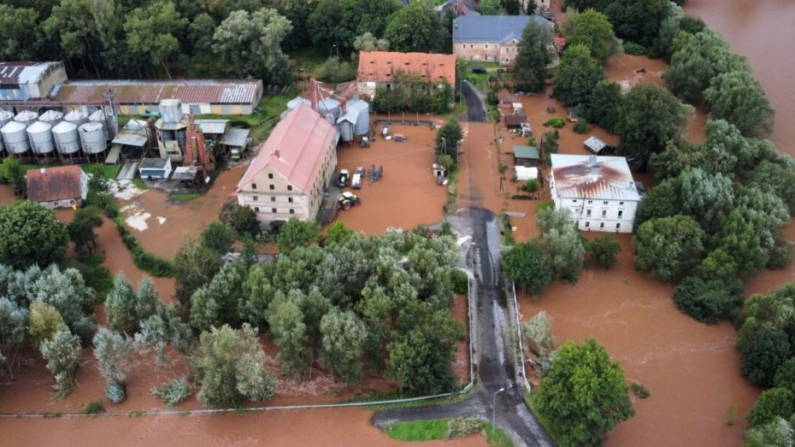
[338,192,361,210]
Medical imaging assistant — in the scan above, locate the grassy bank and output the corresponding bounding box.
[385,418,514,447]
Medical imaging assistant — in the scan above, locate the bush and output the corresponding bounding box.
[452,270,468,295]
[573,119,590,134]
[106,381,126,403]
[511,194,535,200]
[318,56,356,83]
[521,179,539,192]
[623,42,648,55]
[674,276,743,324]
[630,382,650,399]
[543,117,566,128]
[151,377,193,408]
[131,247,174,278]
[83,401,106,414]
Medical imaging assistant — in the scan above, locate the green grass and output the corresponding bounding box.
[132,178,149,190]
[290,47,328,77]
[386,420,449,442]
[194,95,289,143]
[82,401,106,415]
[20,162,121,180]
[481,423,515,447]
[170,193,202,201]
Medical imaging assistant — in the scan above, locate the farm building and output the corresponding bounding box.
[26,165,88,209]
[53,79,263,115]
[0,61,67,100]
[549,154,642,233]
[583,136,615,155]
[139,158,173,180]
[452,15,552,64]
[513,146,540,166]
[356,52,456,97]
[236,103,339,225]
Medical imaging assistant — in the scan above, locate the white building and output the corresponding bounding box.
[549,154,642,233]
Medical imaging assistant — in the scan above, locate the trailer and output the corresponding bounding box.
[352,166,364,189]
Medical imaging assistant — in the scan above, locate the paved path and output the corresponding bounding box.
[372,86,554,447]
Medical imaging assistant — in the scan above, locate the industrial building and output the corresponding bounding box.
[0,61,67,100]
[356,52,457,97]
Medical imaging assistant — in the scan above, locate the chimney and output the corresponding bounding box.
[274,147,281,158]
[588,155,599,176]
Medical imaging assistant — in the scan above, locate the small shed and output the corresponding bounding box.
[139,158,172,180]
[512,102,523,114]
[513,145,540,166]
[584,136,615,155]
[516,166,539,181]
[504,115,527,129]
[173,166,199,187]
[567,107,580,122]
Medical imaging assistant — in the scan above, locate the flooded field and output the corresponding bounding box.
[335,121,446,234]
[519,234,759,447]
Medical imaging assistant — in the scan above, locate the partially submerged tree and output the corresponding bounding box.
[436,119,464,166]
[0,201,69,270]
[552,44,606,108]
[68,206,103,254]
[503,242,554,295]
[565,8,616,63]
[40,324,82,399]
[704,70,775,138]
[93,327,134,403]
[513,19,553,93]
[200,221,235,256]
[320,308,367,384]
[586,235,621,269]
[633,215,705,282]
[28,301,64,348]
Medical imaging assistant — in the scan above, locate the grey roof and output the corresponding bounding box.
[220,128,250,147]
[453,15,550,43]
[0,62,61,85]
[194,119,228,135]
[513,146,539,159]
[173,166,198,181]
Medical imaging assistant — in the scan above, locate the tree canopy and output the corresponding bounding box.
[633,215,705,282]
[565,8,615,63]
[513,20,553,93]
[553,44,606,108]
[704,70,775,138]
[0,202,69,270]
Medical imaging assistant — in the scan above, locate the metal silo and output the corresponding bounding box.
[318,99,341,124]
[13,110,39,126]
[79,122,108,154]
[1,121,30,155]
[52,121,80,155]
[39,110,64,126]
[287,96,311,111]
[27,121,55,155]
[348,99,370,136]
[0,110,12,153]
[64,107,89,126]
[89,109,108,137]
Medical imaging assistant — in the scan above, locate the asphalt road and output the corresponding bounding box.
[372,85,554,446]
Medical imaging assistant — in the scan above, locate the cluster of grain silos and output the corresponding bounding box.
[336,99,370,143]
[0,105,112,160]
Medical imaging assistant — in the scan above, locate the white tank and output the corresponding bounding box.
[64,107,89,127]
[318,99,341,124]
[39,110,64,125]
[79,122,108,154]
[348,99,370,136]
[0,110,12,152]
[89,109,108,133]
[13,110,39,126]
[1,121,30,155]
[287,96,311,111]
[336,107,358,143]
[52,121,81,154]
[27,121,55,155]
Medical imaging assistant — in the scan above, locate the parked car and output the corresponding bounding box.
[471,66,487,74]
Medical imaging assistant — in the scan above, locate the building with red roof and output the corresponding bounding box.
[236,103,339,225]
[356,51,456,97]
[26,165,88,209]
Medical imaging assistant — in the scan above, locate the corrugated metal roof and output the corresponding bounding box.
[452,15,550,43]
[194,119,228,135]
[26,165,84,202]
[55,80,262,105]
[220,128,250,147]
[357,52,456,85]
[0,62,62,85]
[550,154,641,201]
[513,146,539,159]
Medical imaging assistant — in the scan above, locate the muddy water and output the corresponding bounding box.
[335,122,446,234]
[519,234,759,447]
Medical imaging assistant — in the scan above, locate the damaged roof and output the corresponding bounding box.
[26,165,84,203]
[357,52,456,85]
[54,79,262,105]
[0,62,62,86]
[550,154,641,201]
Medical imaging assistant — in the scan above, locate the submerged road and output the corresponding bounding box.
[372,84,554,446]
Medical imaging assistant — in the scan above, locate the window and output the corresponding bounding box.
[601,210,607,217]
[585,222,590,228]
[470,44,474,49]
[600,222,605,228]
[616,223,621,229]
[272,208,277,213]
[253,196,258,201]
[619,201,624,205]
[254,207,260,212]
[289,209,295,215]
[618,211,623,218]
[572,199,578,203]
[287,185,293,191]
[603,201,608,205]
[586,209,592,217]
[269,184,274,190]
[252,183,257,190]
[588,200,593,204]
[69,199,75,205]
[268,173,273,179]
[288,197,293,203]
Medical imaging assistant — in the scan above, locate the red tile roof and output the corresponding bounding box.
[26,165,84,203]
[54,80,262,105]
[357,52,456,85]
[236,103,337,193]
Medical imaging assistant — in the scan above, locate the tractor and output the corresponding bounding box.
[338,192,361,210]
[337,169,350,187]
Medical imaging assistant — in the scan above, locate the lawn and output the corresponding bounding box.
[169,193,202,201]
[384,418,515,447]
[194,94,291,143]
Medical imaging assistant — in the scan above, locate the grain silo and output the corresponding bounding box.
[1,121,30,155]
[336,107,359,143]
[64,106,89,127]
[88,109,108,136]
[52,121,81,157]
[347,99,371,136]
[13,110,39,126]
[79,122,108,155]
[27,121,55,156]
[39,110,64,126]
[0,110,13,153]
[318,98,341,125]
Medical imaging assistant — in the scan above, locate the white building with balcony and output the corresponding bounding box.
[549,154,642,233]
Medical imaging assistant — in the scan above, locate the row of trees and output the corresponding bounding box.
[371,75,455,115]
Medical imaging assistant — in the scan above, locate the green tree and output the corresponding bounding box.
[325,221,355,245]
[633,215,705,282]
[42,0,104,77]
[774,358,795,394]
[277,218,320,252]
[513,19,553,93]
[93,327,134,403]
[740,328,791,388]
[435,119,464,165]
[40,324,82,399]
[227,205,260,237]
[0,156,26,195]
[0,297,28,378]
[123,0,188,79]
[587,235,621,269]
[633,180,680,229]
[213,8,293,83]
[189,263,244,331]
[673,276,742,324]
[0,5,40,61]
[173,235,223,302]
[704,70,775,138]
[536,338,635,447]
[746,159,795,215]
[105,273,137,334]
[746,387,795,427]
[266,291,310,377]
[603,0,671,47]
[616,82,692,171]
[28,301,64,348]
[580,81,622,134]
[200,221,235,255]
[744,417,795,447]
[196,324,276,407]
[387,327,458,396]
[553,44,606,108]
[537,207,585,284]
[0,201,69,270]
[307,0,401,55]
[383,1,435,52]
[68,206,103,255]
[503,242,554,295]
[566,8,615,63]
[479,0,503,15]
[319,308,367,384]
[353,32,389,52]
[29,266,95,343]
[678,168,734,232]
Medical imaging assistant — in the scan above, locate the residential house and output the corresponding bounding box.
[236,103,339,225]
[356,51,456,97]
[512,145,540,166]
[452,15,552,65]
[26,165,88,209]
[549,154,642,233]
